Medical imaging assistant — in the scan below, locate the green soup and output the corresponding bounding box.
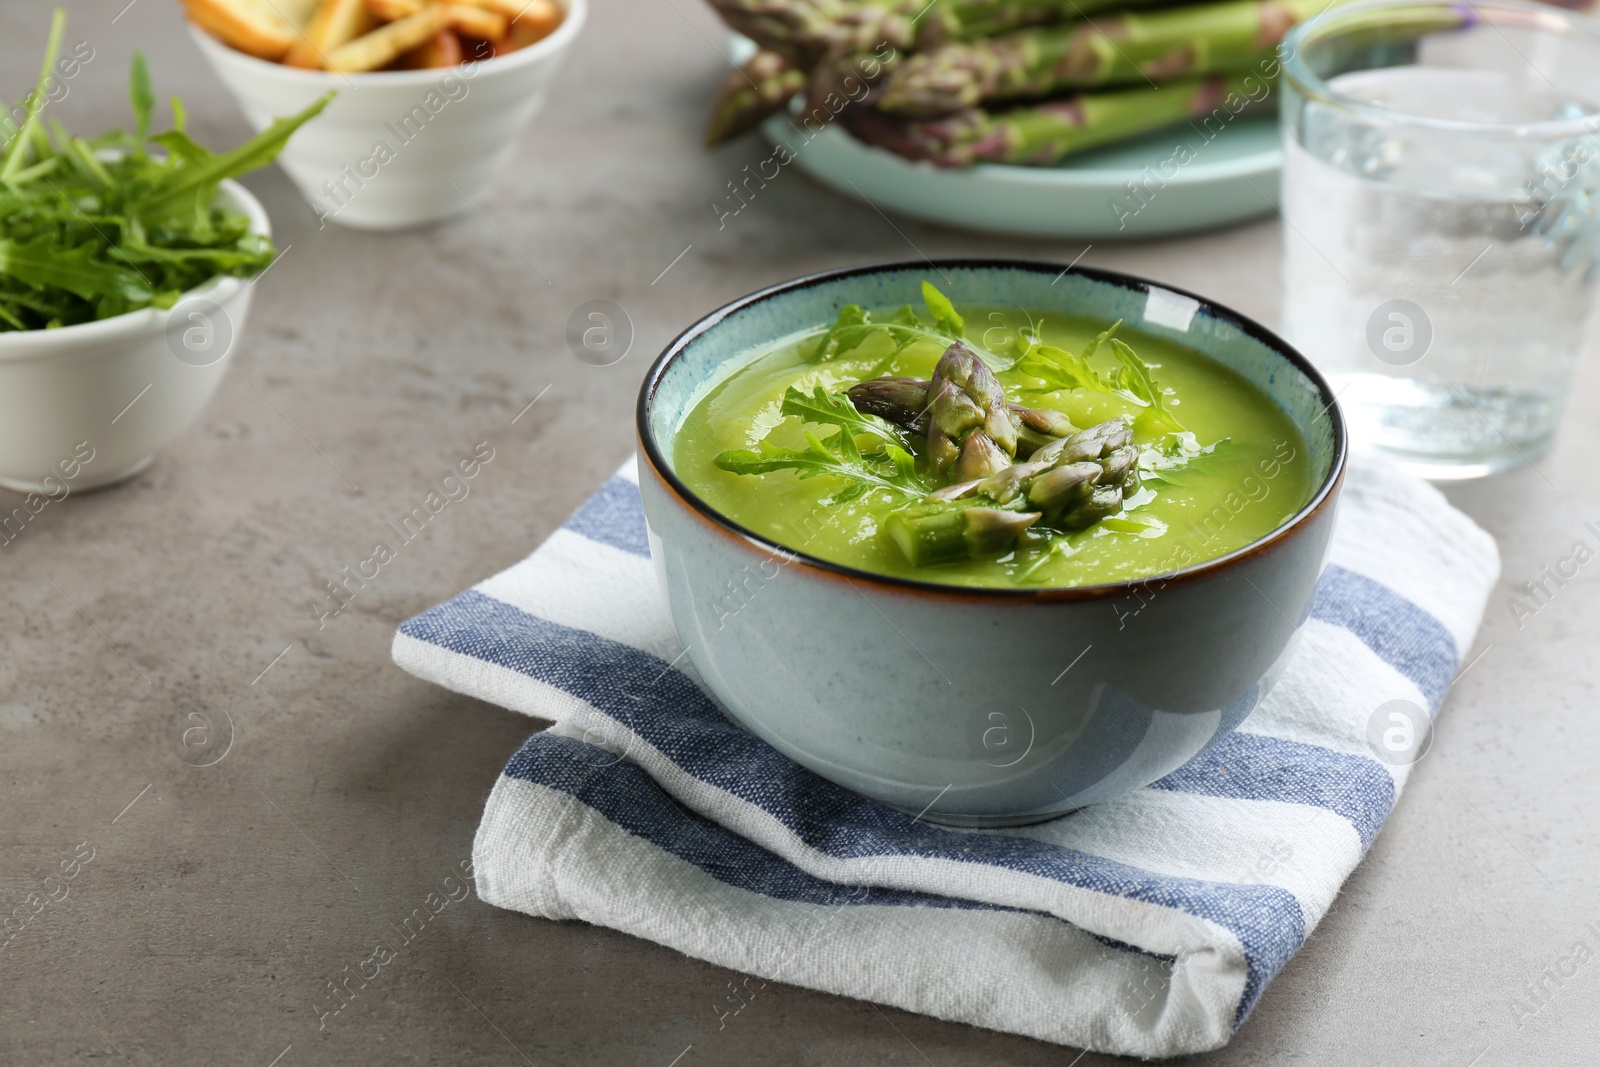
[674,300,1314,590]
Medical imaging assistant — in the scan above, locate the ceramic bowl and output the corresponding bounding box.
[188,0,586,231]
[0,179,268,496]
[637,259,1347,826]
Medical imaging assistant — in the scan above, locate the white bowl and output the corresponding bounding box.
[0,179,267,494]
[188,0,586,231]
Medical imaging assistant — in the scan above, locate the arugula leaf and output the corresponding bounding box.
[805,282,1021,373]
[1,9,65,182]
[130,52,154,143]
[134,92,332,216]
[715,429,928,500]
[920,280,964,339]
[715,385,929,499]
[778,384,908,450]
[1018,341,1104,393]
[0,236,150,303]
[150,129,210,165]
[809,303,930,362]
[1108,337,1158,404]
[0,12,332,331]
[1017,320,1119,393]
[1111,338,1185,433]
[809,304,873,361]
[887,303,920,331]
[1017,320,1183,432]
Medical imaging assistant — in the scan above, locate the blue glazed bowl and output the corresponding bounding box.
[637,259,1347,826]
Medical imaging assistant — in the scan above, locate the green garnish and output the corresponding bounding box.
[715,282,1223,569]
[774,384,909,453]
[714,385,930,503]
[0,10,331,331]
[1017,319,1185,433]
[919,279,965,338]
[808,279,1010,368]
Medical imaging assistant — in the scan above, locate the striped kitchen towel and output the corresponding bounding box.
[392,456,1498,1058]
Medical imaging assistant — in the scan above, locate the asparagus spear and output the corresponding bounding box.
[915,0,1202,43]
[878,0,1317,117]
[706,0,916,60]
[803,44,901,122]
[846,374,1075,454]
[705,50,810,146]
[883,416,1141,564]
[884,505,1040,567]
[841,73,1264,167]
[926,342,1019,480]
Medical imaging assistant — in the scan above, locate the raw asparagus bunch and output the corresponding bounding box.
[882,416,1141,565]
[841,73,1256,166]
[702,0,1199,143]
[877,0,1311,117]
[705,50,810,145]
[701,0,1306,164]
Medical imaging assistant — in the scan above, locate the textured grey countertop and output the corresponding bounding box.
[4,1,1597,1064]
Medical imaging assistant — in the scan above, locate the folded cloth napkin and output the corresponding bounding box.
[392,456,1498,1059]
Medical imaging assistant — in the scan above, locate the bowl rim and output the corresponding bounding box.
[637,256,1349,602]
[1281,0,1600,138]
[0,176,271,359]
[187,0,587,87]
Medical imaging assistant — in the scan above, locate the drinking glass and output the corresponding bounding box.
[1280,0,1600,479]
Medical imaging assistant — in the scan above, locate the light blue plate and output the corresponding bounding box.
[759,108,1283,239]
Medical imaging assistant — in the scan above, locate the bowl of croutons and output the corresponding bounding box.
[184,0,583,229]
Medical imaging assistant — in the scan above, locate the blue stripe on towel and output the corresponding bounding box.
[509,733,1012,913]
[1310,565,1457,710]
[564,477,650,557]
[1150,732,1395,849]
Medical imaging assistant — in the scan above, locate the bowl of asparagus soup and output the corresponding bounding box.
[638,259,1346,825]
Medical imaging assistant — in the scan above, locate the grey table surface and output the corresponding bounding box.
[4,1,1598,1064]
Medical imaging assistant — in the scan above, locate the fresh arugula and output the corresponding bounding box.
[776,384,908,449]
[1016,321,1120,393]
[809,303,923,361]
[714,385,929,501]
[1107,338,1184,434]
[919,279,964,338]
[807,280,1012,369]
[0,10,331,331]
[1017,319,1185,433]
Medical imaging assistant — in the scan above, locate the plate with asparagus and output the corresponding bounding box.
[704,0,1312,237]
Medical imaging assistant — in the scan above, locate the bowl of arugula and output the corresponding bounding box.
[0,11,328,495]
